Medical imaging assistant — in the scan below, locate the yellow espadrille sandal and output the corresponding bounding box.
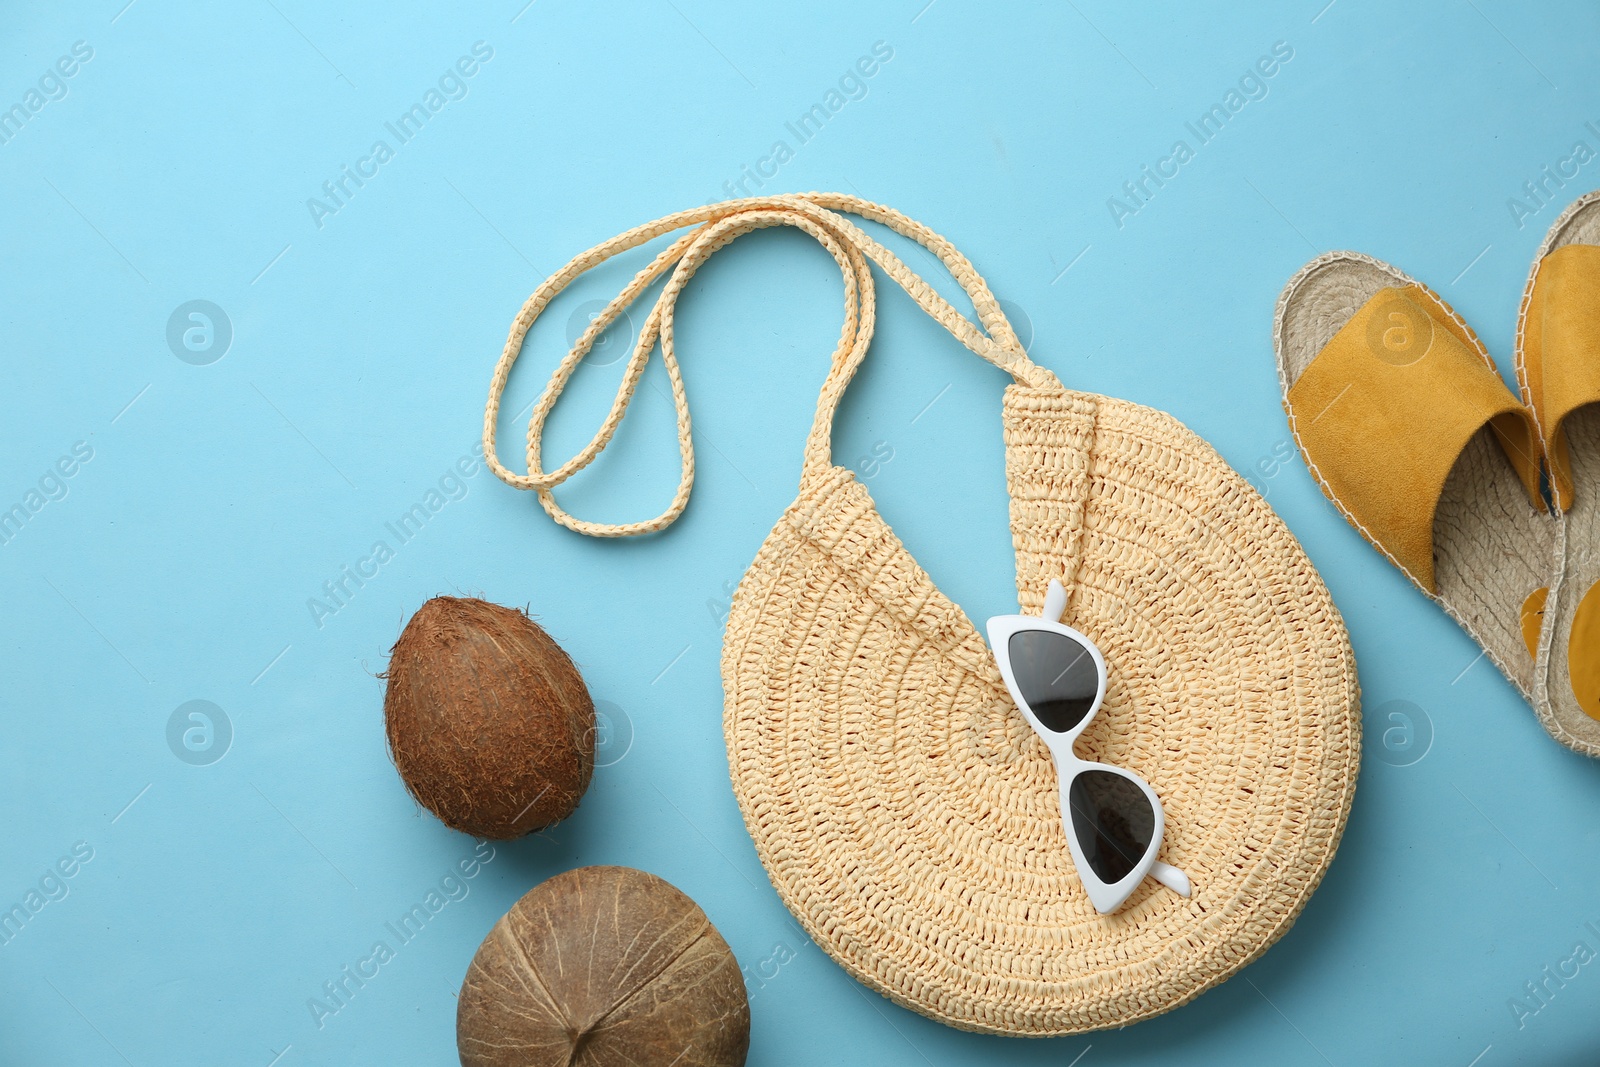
[1517,190,1600,755]
[1274,252,1581,751]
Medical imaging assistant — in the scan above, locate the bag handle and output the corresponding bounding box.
[482,192,1059,537]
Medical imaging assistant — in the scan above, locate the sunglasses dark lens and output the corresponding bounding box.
[1068,769,1156,885]
[1006,629,1100,733]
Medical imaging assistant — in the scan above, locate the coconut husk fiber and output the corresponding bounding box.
[383,596,594,838]
[457,865,750,1067]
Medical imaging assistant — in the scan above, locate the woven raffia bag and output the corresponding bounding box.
[483,194,1360,1036]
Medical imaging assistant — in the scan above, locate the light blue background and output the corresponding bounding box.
[4,2,1599,1064]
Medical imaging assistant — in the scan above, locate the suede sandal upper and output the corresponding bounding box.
[1287,284,1542,593]
[1520,243,1600,511]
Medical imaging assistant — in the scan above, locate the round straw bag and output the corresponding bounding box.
[483,194,1360,1036]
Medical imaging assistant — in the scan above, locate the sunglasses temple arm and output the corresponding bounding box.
[1042,579,1068,622]
[1150,860,1191,898]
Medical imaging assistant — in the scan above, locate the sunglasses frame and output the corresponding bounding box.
[986,581,1190,914]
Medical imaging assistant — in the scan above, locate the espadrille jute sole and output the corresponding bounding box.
[1275,251,1560,714]
[1518,193,1600,756]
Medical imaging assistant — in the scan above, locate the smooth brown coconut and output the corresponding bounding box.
[383,596,593,838]
[458,866,750,1067]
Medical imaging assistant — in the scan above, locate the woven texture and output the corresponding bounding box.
[484,194,1361,1036]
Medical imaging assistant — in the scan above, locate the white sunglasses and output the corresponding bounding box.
[986,580,1191,914]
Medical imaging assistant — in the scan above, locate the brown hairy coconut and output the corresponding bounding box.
[383,596,593,838]
[458,866,750,1067]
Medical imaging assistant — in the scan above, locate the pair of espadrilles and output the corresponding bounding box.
[1274,190,1600,757]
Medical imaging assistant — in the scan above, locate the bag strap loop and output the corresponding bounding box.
[482,192,1058,537]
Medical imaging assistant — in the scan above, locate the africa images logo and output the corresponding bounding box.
[305,42,494,230]
[1505,120,1600,230]
[306,840,496,1029]
[716,41,895,200]
[0,40,93,148]
[1106,40,1294,229]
